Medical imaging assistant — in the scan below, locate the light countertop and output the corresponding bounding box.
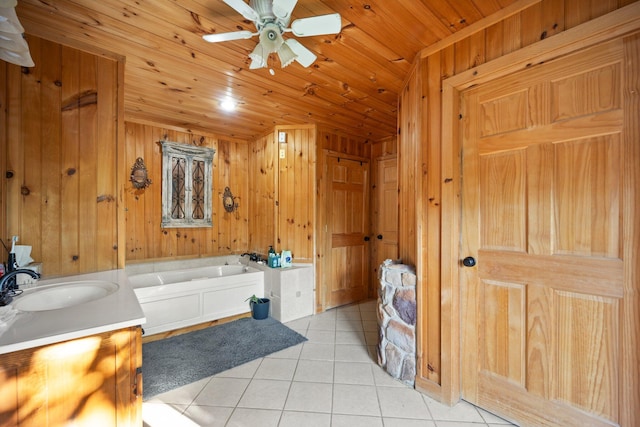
[0,269,146,355]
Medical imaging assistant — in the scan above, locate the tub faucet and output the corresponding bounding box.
[241,252,259,262]
[0,269,40,306]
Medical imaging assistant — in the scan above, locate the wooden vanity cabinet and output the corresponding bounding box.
[0,326,142,427]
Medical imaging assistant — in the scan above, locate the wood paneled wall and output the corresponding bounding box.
[397,0,636,402]
[371,136,398,159]
[247,131,276,256]
[124,122,249,261]
[247,125,316,262]
[249,125,371,265]
[2,35,120,276]
[275,125,316,262]
[318,127,371,158]
[2,35,359,271]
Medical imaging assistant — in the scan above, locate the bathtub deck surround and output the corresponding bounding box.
[128,263,264,336]
[127,255,316,337]
[246,261,315,323]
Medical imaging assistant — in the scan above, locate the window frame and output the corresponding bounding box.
[161,140,215,228]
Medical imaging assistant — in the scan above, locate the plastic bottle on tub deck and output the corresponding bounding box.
[268,245,276,268]
[281,250,292,268]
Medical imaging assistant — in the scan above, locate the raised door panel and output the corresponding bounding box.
[371,156,398,297]
[461,39,631,426]
[378,158,399,261]
[325,155,370,309]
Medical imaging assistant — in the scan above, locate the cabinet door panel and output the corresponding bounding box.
[0,328,140,427]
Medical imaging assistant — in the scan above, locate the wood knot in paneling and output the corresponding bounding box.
[189,11,201,25]
[62,90,97,111]
[97,194,115,203]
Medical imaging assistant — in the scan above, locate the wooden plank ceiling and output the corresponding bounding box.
[15,0,516,141]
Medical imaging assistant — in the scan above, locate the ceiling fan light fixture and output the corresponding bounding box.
[248,43,268,68]
[285,38,317,68]
[259,23,284,53]
[205,1,342,71]
[277,42,297,68]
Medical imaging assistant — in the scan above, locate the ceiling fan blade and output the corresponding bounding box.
[202,30,254,43]
[272,0,297,20]
[285,39,316,68]
[222,0,259,22]
[290,13,341,37]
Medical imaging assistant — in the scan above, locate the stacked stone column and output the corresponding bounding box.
[377,260,417,387]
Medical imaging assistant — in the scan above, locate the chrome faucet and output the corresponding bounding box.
[0,269,40,306]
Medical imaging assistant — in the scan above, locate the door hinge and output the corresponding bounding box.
[133,366,143,398]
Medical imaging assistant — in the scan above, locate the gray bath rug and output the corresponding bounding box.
[142,317,307,398]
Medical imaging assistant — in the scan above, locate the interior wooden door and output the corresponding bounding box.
[460,38,638,427]
[324,154,370,309]
[372,156,398,289]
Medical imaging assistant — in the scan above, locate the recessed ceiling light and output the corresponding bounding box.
[220,97,237,112]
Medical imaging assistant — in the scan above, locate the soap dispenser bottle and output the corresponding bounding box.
[268,245,276,268]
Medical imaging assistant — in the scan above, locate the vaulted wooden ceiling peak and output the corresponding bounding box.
[16,0,518,141]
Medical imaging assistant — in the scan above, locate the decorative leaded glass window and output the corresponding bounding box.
[161,140,215,228]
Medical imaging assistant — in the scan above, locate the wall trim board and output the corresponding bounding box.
[418,0,541,60]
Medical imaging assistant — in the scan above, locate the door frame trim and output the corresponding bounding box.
[438,2,640,405]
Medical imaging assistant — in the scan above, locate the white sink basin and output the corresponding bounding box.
[14,281,119,311]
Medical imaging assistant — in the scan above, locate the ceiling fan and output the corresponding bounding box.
[202,0,341,70]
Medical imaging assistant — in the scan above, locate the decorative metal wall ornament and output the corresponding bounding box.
[130,157,152,189]
[222,186,238,213]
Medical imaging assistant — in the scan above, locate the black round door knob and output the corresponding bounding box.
[377,234,383,240]
[364,236,371,241]
[462,257,476,267]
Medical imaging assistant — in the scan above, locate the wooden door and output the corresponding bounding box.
[323,154,370,309]
[372,156,398,290]
[460,38,637,426]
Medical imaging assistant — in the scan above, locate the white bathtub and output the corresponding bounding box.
[128,264,264,336]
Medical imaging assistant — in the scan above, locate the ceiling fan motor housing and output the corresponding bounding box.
[259,23,284,52]
[251,0,291,29]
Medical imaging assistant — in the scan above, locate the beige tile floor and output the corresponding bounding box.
[142,300,517,427]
